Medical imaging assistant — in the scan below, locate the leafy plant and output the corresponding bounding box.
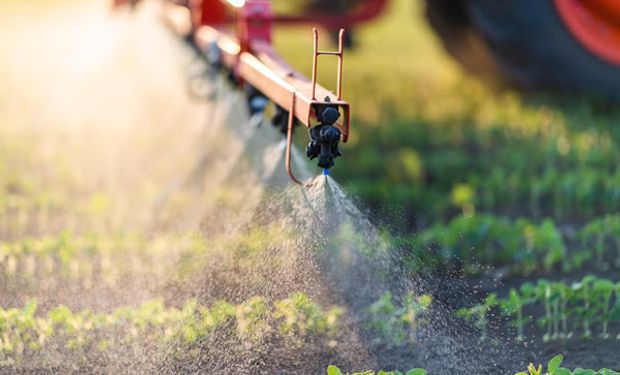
[500,287,532,341]
[0,294,346,363]
[515,354,620,375]
[592,279,615,338]
[274,292,342,337]
[461,276,620,343]
[572,276,596,339]
[366,291,431,347]
[456,293,497,342]
[326,365,427,375]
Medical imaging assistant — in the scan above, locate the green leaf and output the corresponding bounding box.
[547,354,563,373]
[327,365,343,375]
[609,305,620,320]
[405,370,427,375]
[509,288,521,306]
[572,369,595,375]
[593,280,614,294]
[22,299,38,318]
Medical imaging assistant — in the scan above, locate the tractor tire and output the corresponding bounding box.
[425,0,620,99]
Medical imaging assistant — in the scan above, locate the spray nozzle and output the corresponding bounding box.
[306,123,342,170]
[306,98,342,170]
[245,85,269,117]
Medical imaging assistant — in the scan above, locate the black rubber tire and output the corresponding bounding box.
[425,0,620,98]
[424,0,500,79]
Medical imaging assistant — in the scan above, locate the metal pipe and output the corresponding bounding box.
[285,93,303,185]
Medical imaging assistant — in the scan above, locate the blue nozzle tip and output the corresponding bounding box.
[323,168,329,176]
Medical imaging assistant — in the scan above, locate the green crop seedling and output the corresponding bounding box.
[365,291,432,347]
[460,276,620,343]
[515,355,620,375]
[326,365,427,375]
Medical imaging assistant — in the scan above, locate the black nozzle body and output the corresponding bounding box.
[306,123,342,169]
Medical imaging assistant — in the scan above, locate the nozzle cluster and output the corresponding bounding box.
[306,97,342,169]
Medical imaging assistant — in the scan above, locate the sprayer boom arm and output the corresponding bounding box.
[162,0,352,184]
[194,27,350,140]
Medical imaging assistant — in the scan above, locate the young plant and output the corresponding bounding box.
[572,276,596,339]
[611,215,620,268]
[235,296,270,340]
[614,282,620,340]
[554,282,573,339]
[500,288,531,341]
[592,279,615,338]
[463,276,620,343]
[565,250,593,273]
[366,291,431,347]
[534,280,556,342]
[536,220,566,272]
[515,355,565,375]
[273,292,342,337]
[579,219,607,271]
[456,293,497,342]
[401,292,432,344]
[326,365,427,375]
[515,354,620,375]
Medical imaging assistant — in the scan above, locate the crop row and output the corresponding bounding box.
[458,276,620,342]
[463,166,620,220]
[0,292,341,365]
[0,232,191,287]
[0,188,128,239]
[325,354,620,375]
[516,355,619,375]
[8,212,620,284]
[326,365,427,375]
[404,213,620,276]
[344,106,620,225]
[0,289,433,365]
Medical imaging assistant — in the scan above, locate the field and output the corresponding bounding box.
[1,0,620,374]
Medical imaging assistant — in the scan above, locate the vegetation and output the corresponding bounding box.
[516,355,620,375]
[365,291,432,347]
[324,355,620,375]
[2,0,620,372]
[326,366,427,375]
[458,276,620,342]
[401,213,620,276]
[0,294,342,364]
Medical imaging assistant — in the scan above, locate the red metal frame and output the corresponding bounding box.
[273,0,388,29]
[188,0,388,28]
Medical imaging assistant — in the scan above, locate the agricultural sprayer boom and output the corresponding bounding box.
[193,21,350,183]
[115,0,361,184]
